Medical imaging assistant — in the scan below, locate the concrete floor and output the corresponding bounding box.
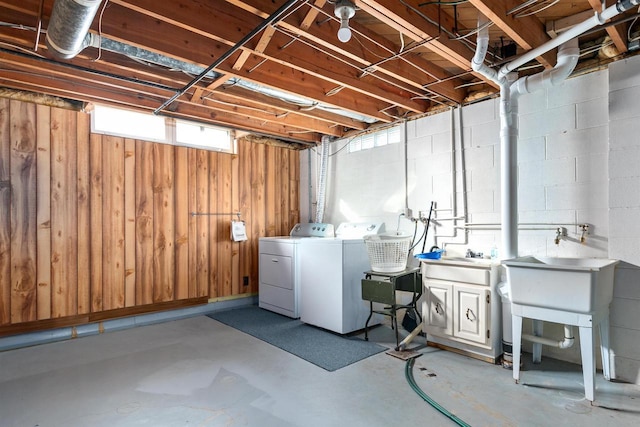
[1,310,639,427]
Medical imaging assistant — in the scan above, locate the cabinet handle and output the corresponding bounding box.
[435,302,443,315]
[271,258,279,263]
[466,308,476,321]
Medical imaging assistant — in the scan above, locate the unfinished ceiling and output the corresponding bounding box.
[0,0,638,145]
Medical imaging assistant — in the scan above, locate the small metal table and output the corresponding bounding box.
[361,267,422,349]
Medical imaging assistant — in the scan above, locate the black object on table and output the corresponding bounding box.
[361,267,422,350]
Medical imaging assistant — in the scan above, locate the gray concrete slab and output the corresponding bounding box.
[1,315,639,427]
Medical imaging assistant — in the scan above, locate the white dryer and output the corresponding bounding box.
[299,222,384,334]
[258,223,334,318]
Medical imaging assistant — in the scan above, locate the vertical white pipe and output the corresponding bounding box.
[403,120,409,213]
[308,150,313,222]
[499,83,519,259]
[315,135,331,223]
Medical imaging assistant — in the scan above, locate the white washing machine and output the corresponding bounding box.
[258,223,334,318]
[299,222,384,334]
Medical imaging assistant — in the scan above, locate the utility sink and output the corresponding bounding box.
[437,256,497,267]
[503,256,619,314]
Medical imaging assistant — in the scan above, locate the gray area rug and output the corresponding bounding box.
[207,306,386,371]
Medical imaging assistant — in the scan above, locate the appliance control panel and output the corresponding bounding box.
[335,222,385,238]
[289,223,335,237]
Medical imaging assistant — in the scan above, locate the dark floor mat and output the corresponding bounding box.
[207,306,386,371]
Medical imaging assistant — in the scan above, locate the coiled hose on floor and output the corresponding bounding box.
[405,358,472,427]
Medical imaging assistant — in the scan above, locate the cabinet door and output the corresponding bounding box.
[424,280,453,336]
[454,284,489,345]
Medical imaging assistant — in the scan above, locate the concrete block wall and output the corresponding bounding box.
[608,55,640,384]
[300,61,640,383]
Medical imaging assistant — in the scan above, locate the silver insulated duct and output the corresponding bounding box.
[45,0,102,59]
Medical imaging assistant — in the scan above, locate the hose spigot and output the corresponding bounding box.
[579,224,589,244]
[554,227,565,245]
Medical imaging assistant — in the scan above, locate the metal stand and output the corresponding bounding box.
[361,267,422,350]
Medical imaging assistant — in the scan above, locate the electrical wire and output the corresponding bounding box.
[514,0,559,18]
[450,20,493,42]
[405,358,472,427]
[628,6,640,42]
[409,221,427,251]
[94,0,110,62]
[419,0,469,6]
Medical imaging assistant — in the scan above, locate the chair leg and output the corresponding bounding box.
[364,301,373,341]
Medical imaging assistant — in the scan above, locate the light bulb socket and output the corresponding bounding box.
[334,0,355,43]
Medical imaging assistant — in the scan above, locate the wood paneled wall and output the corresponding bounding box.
[0,98,300,334]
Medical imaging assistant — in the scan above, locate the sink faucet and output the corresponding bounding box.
[465,249,484,258]
[554,227,565,245]
[580,224,589,244]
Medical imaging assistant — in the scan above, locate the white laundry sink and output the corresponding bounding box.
[503,256,619,314]
[438,257,496,267]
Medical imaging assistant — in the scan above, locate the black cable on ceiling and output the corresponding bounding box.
[418,0,469,6]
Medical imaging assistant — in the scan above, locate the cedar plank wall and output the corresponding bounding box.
[0,98,300,335]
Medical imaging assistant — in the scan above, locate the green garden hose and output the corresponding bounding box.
[405,358,472,427]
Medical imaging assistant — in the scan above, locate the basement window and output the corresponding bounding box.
[91,104,168,142]
[349,125,401,153]
[175,120,232,152]
[91,104,233,153]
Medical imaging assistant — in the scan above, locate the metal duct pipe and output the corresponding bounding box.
[88,35,376,124]
[45,0,102,59]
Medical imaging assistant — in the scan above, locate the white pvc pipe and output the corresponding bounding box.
[497,1,639,81]
[472,13,519,259]
[523,325,575,349]
[511,39,580,99]
[315,135,330,223]
[499,82,518,259]
[471,11,588,359]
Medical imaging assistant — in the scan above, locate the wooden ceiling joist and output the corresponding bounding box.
[0,0,637,144]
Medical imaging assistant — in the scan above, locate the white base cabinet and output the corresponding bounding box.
[421,259,502,363]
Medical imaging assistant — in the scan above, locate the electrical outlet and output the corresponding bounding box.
[243,276,249,287]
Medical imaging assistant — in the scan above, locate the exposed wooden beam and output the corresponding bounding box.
[468,0,556,68]
[234,22,275,71]
[96,3,393,123]
[216,85,368,131]
[225,0,468,102]
[0,51,322,143]
[352,0,499,89]
[199,93,343,136]
[300,0,326,31]
[587,0,628,53]
[109,0,427,114]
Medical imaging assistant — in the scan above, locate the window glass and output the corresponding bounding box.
[361,134,375,150]
[92,105,167,141]
[176,121,231,151]
[348,125,402,153]
[91,104,233,153]
[388,127,401,144]
[350,137,362,152]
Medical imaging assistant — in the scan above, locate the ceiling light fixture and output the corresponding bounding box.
[334,0,356,43]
